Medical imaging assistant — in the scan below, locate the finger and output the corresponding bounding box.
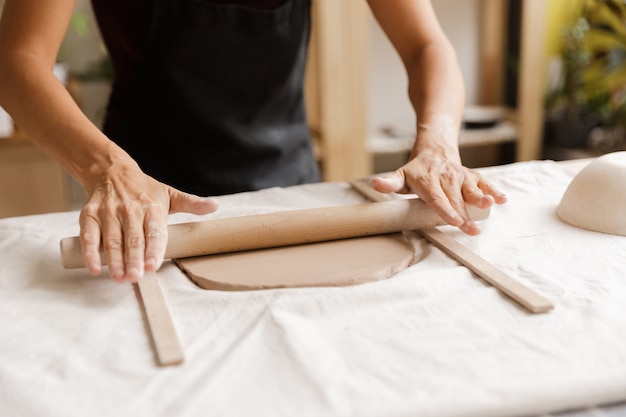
[428,190,467,229]
[477,179,507,205]
[462,180,496,209]
[102,239,125,283]
[143,204,168,272]
[169,190,219,215]
[415,171,465,228]
[438,171,479,235]
[79,208,103,276]
[120,204,146,283]
[447,199,481,235]
[370,170,410,194]
[100,212,126,283]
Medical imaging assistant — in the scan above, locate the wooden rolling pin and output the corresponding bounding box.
[60,198,489,269]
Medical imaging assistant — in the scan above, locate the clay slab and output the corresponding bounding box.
[175,233,415,291]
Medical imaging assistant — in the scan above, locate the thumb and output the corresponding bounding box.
[370,170,407,194]
[169,189,219,215]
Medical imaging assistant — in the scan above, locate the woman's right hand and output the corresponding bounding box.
[0,0,220,284]
[79,160,219,284]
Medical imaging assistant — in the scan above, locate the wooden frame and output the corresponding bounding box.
[479,0,548,161]
[305,0,371,182]
[516,0,548,161]
[479,0,508,106]
[0,140,70,218]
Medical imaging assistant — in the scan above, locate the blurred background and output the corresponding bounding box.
[0,0,624,217]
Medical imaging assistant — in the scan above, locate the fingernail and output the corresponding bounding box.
[112,269,125,283]
[145,257,159,271]
[127,267,142,283]
[461,221,480,235]
[481,196,495,208]
[145,257,155,270]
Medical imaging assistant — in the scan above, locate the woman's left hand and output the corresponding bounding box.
[370,144,507,235]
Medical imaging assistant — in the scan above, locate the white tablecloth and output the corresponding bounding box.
[1,159,625,417]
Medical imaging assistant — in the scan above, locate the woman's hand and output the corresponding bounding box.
[366,0,506,234]
[0,0,221,283]
[371,136,507,235]
[78,161,219,283]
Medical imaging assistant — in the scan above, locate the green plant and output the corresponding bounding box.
[547,16,592,117]
[584,0,626,128]
[548,0,626,130]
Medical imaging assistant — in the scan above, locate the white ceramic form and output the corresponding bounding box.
[557,151,626,236]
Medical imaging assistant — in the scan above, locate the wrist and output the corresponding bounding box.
[412,114,461,163]
[81,143,141,195]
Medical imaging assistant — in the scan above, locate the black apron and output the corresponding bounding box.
[105,0,320,196]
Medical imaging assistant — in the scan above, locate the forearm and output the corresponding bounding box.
[0,53,135,193]
[405,38,465,161]
[368,0,506,235]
